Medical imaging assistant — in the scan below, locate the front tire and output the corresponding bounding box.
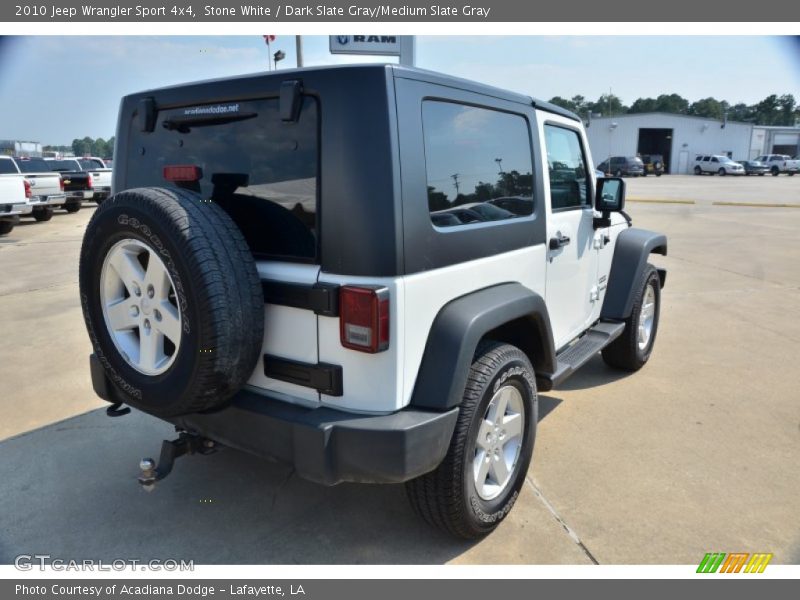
[406,342,537,539]
[602,264,661,371]
[718,168,726,176]
[694,166,702,175]
[771,167,780,176]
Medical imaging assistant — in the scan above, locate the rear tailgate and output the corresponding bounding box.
[60,171,92,192]
[85,168,112,189]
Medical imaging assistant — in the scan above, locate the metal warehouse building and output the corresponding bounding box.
[585,113,800,174]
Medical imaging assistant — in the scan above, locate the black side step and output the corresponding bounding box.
[539,321,625,390]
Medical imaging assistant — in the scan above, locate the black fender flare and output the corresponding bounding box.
[409,283,556,411]
[601,227,667,320]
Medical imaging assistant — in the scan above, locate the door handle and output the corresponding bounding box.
[549,233,571,250]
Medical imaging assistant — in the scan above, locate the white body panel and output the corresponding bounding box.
[0,157,64,206]
[246,261,321,405]
[0,174,28,216]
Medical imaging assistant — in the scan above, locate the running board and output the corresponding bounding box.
[538,321,625,390]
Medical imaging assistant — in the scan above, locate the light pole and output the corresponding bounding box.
[296,35,304,68]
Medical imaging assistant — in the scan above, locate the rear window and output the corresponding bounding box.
[48,160,80,171]
[15,158,50,173]
[127,97,319,262]
[78,159,105,170]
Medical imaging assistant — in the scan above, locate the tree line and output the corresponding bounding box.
[43,137,115,159]
[548,93,799,126]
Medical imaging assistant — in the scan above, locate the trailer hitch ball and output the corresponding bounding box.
[139,458,157,491]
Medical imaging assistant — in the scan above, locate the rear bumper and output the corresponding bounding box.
[89,354,458,486]
[0,204,23,217]
[66,190,94,201]
[31,194,67,206]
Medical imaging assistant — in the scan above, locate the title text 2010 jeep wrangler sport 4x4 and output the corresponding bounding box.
[80,65,667,539]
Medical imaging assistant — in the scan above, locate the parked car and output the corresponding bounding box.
[1,156,68,220]
[738,160,769,176]
[80,64,667,539]
[640,154,665,176]
[0,171,31,235]
[693,155,745,176]
[753,154,799,176]
[597,156,644,177]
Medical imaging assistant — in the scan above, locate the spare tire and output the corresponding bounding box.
[79,187,264,417]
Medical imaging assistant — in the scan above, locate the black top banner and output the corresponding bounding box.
[3,0,799,21]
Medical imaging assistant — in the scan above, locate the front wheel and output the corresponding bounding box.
[694,166,702,175]
[602,264,661,371]
[718,168,726,176]
[406,342,537,539]
[771,167,780,176]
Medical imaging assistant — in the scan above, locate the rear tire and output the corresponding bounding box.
[602,264,661,371]
[33,207,53,222]
[718,168,726,176]
[406,342,537,539]
[79,187,264,417]
[0,220,14,235]
[65,202,81,213]
[771,167,780,176]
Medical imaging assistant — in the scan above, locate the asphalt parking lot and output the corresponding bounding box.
[1,175,798,565]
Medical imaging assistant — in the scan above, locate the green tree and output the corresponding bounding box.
[590,93,626,117]
[654,93,689,114]
[777,94,797,126]
[689,97,725,119]
[628,97,658,113]
[71,137,92,156]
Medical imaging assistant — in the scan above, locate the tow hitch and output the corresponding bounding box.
[138,429,218,491]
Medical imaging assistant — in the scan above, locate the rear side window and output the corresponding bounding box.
[422,101,534,228]
[128,97,319,262]
[0,159,17,174]
[543,124,590,210]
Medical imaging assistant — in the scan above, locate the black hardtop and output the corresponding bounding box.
[122,63,580,122]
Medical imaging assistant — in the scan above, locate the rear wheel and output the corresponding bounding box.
[0,220,14,235]
[33,207,53,222]
[602,264,661,371]
[79,187,264,417]
[771,167,780,176]
[65,202,81,213]
[718,168,726,176]
[406,342,537,538]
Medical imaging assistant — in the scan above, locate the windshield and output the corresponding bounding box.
[719,156,735,164]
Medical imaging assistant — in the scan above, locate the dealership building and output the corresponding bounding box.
[585,113,800,174]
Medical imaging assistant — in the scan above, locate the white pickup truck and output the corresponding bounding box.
[2,156,68,221]
[0,172,30,235]
[754,154,799,176]
[76,156,113,203]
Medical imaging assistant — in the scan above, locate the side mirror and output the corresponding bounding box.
[595,176,625,213]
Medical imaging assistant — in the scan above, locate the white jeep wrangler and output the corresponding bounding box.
[80,65,667,538]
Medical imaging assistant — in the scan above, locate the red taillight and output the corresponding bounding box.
[59,177,64,191]
[24,180,31,198]
[163,165,203,182]
[87,173,93,189]
[339,286,390,353]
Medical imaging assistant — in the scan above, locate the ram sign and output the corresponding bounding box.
[329,35,415,65]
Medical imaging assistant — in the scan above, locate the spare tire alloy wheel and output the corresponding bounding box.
[100,239,182,376]
[79,187,264,417]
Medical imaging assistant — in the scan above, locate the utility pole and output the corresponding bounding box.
[451,173,461,196]
[296,35,304,68]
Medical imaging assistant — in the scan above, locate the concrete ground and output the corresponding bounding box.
[1,177,798,565]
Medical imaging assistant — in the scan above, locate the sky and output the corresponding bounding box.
[0,35,798,145]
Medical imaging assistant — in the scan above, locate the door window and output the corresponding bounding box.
[544,125,591,210]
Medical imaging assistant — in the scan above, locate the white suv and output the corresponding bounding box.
[693,155,745,176]
[80,65,668,538]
